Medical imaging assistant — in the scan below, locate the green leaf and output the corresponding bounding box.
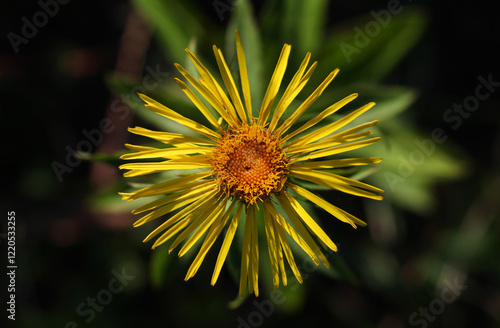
[131,0,203,63]
[302,84,417,125]
[289,0,329,55]
[327,253,360,286]
[346,165,382,182]
[278,281,306,312]
[353,85,418,123]
[259,0,285,52]
[228,292,248,309]
[282,85,416,147]
[355,120,468,214]
[150,246,173,289]
[359,248,400,288]
[318,6,429,85]
[260,0,329,79]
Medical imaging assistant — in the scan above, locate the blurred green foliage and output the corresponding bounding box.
[5,0,500,327]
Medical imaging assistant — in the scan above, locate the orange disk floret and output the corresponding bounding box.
[211,124,289,204]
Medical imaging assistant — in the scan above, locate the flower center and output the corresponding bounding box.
[211,125,289,204]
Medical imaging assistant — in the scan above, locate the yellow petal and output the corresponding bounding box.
[287,130,375,155]
[185,201,238,281]
[128,126,215,146]
[249,205,259,296]
[289,168,383,200]
[122,169,162,177]
[280,191,338,253]
[263,201,321,266]
[171,198,227,257]
[184,50,241,125]
[120,145,212,160]
[274,218,303,284]
[123,171,210,201]
[239,205,254,297]
[276,193,332,267]
[294,137,381,161]
[211,202,244,286]
[151,195,220,249]
[125,144,157,151]
[322,120,379,141]
[213,45,247,123]
[276,69,339,137]
[209,71,241,125]
[290,102,375,147]
[143,190,218,243]
[131,180,214,214]
[133,188,213,228]
[235,30,253,121]
[120,161,209,172]
[175,63,237,127]
[171,198,227,255]
[137,93,219,140]
[287,182,366,228]
[174,78,220,128]
[258,44,292,126]
[165,154,211,165]
[269,52,314,132]
[289,120,379,156]
[272,218,287,285]
[282,93,358,142]
[262,205,280,288]
[176,199,228,258]
[290,157,382,170]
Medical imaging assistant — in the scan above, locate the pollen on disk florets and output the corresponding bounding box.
[211,124,289,205]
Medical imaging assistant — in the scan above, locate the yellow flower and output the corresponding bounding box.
[120,30,383,296]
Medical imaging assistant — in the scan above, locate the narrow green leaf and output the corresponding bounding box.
[150,246,173,289]
[353,85,418,123]
[131,0,203,63]
[355,120,468,214]
[318,7,429,84]
[294,0,329,55]
[298,85,417,127]
[228,292,248,309]
[279,282,306,312]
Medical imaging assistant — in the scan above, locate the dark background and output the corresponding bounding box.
[1,0,499,327]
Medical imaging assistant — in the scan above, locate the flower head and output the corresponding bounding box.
[120,30,383,296]
[211,124,289,204]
